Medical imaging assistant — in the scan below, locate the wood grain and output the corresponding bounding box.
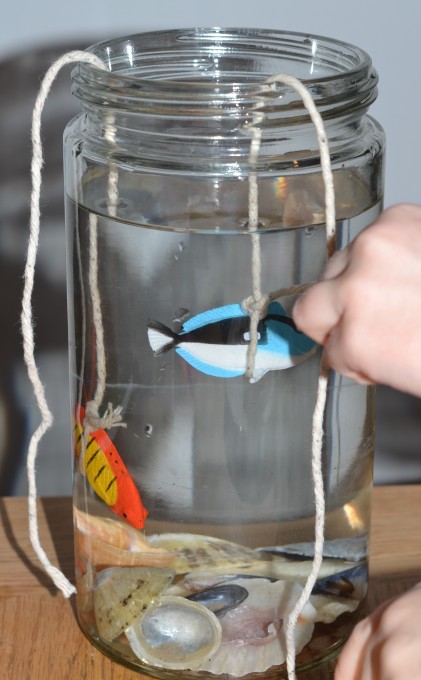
[0,488,420,679]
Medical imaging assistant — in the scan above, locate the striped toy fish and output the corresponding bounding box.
[147,301,317,382]
[74,405,148,529]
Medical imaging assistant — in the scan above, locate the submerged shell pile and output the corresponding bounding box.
[84,515,368,677]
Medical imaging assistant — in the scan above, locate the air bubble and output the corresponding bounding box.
[145,424,153,437]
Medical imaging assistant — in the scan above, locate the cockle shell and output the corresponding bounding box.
[93,566,175,641]
[125,595,222,670]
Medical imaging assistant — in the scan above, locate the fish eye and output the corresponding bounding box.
[243,331,261,342]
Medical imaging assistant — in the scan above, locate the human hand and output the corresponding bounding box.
[334,583,421,679]
[292,204,421,397]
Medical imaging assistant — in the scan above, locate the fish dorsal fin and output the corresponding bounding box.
[182,303,246,333]
[181,301,288,335]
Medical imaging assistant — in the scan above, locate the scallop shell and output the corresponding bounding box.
[125,595,222,670]
[197,578,316,677]
[93,566,175,641]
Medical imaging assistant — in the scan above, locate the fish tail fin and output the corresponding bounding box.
[147,320,178,356]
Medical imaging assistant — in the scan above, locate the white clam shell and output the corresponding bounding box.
[125,595,222,670]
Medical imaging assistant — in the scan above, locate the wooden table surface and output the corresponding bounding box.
[1,487,420,679]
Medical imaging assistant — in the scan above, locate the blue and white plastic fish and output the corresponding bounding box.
[147,302,317,382]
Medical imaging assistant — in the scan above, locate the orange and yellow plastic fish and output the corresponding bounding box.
[74,405,148,529]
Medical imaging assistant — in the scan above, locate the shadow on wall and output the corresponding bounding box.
[0,43,420,496]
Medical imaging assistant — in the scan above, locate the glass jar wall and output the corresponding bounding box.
[65,28,384,679]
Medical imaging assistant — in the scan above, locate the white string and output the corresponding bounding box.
[83,213,126,434]
[243,108,267,379]
[82,114,124,434]
[80,212,126,474]
[244,73,336,680]
[21,50,107,598]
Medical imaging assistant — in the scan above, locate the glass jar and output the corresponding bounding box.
[65,28,384,680]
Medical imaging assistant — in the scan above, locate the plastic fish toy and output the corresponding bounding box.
[74,405,148,529]
[147,302,317,382]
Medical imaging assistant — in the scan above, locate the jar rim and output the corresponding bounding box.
[72,27,378,119]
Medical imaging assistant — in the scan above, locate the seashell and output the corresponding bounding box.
[187,584,249,618]
[125,595,222,670]
[74,512,263,573]
[179,572,363,627]
[74,509,172,570]
[147,532,264,573]
[310,594,360,624]
[180,552,357,585]
[93,566,175,641]
[147,534,355,582]
[182,573,276,593]
[197,578,316,676]
[74,509,150,550]
[312,563,368,600]
[308,562,367,622]
[260,534,368,562]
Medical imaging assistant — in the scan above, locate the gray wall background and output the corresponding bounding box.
[1,0,420,495]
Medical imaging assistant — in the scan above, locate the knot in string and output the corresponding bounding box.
[242,293,270,380]
[84,400,127,433]
[241,293,270,319]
